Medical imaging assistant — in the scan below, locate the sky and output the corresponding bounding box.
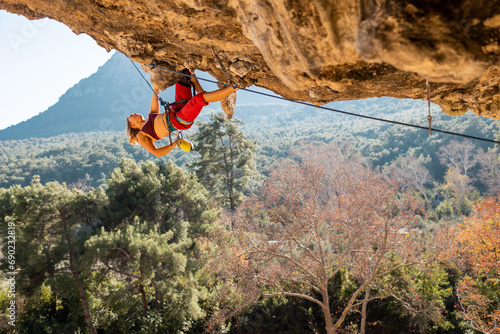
[0,10,115,130]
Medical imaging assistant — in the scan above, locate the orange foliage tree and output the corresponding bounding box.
[211,143,448,334]
[456,196,500,333]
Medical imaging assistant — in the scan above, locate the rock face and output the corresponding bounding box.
[2,0,500,119]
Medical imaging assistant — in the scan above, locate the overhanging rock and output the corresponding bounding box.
[2,0,499,119]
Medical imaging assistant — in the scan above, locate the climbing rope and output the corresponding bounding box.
[129,59,168,107]
[426,79,432,136]
[129,59,161,100]
[128,58,500,145]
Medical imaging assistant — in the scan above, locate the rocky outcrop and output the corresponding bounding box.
[2,0,500,119]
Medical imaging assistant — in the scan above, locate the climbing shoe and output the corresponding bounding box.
[178,68,193,87]
[178,138,194,152]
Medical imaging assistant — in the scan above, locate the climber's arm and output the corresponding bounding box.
[137,132,177,157]
[150,86,161,113]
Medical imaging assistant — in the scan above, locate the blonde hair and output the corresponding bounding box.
[126,118,140,145]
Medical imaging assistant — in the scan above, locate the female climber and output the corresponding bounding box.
[126,69,237,157]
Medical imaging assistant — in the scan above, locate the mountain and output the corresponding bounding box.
[0,52,151,140]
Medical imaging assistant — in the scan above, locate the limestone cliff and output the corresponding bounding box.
[1,0,500,119]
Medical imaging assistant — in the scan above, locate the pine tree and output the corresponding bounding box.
[88,158,217,332]
[86,220,206,329]
[189,113,258,211]
[105,158,165,228]
[2,177,106,334]
[158,160,220,236]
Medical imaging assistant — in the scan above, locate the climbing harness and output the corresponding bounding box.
[128,58,500,145]
[426,79,432,136]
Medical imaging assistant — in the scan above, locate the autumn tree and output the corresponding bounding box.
[436,140,480,216]
[477,147,500,196]
[437,140,478,178]
[383,150,434,206]
[214,143,447,334]
[455,196,500,334]
[189,113,258,211]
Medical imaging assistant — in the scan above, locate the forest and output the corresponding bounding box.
[0,98,500,333]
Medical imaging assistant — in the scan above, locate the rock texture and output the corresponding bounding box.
[2,0,500,119]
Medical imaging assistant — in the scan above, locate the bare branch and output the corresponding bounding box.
[114,246,131,259]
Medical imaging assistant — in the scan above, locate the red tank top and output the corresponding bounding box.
[140,113,161,140]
